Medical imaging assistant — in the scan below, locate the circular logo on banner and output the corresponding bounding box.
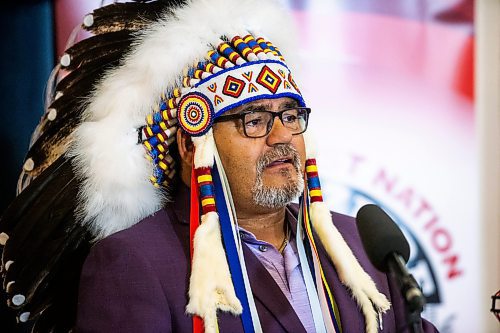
[178,92,214,136]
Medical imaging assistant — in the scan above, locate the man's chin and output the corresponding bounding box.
[251,180,304,209]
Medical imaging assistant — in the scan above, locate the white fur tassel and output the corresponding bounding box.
[191,130,216,168]
[303,131,317,160]
[309,201,391,333]
[186,211,242,332]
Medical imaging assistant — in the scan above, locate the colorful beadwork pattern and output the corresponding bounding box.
[256,65,282,94]
[194,60,302,116]
[195,167,216,214]
[306,159,323,203]
[178,92,214,136]
[222,76,246,98]
[288,73,300,94]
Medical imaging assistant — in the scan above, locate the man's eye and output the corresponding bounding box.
[283,114,298,123]
[245,118,264,127]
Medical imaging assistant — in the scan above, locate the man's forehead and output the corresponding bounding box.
[225,97,298,115]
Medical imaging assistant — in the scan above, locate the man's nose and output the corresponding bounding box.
[266,115,293,145]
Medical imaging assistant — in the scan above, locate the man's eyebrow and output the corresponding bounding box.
[229,104,269,115]
[282,100,299,108]
[227,100,299,115]
[240,104,268,113]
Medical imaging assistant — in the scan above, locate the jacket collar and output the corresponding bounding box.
[171,183,191,225]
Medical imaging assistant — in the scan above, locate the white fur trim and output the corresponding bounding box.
[186,211,242,332]
[192,130,216,168]
[310,201,391,333]
[71,0,298,237]
[70,119,164,239]
[303,131,317,160]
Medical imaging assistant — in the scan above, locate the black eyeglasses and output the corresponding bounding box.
[213,107,311,138]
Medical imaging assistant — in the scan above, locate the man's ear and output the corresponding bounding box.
[177,129,194,185]
[177,129,194,165]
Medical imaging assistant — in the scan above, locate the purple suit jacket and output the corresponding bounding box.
[76,185,438,332]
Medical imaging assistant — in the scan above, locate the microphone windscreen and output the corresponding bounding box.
[356,204,410,272]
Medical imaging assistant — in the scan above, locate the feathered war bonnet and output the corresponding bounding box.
[0,0,389,332]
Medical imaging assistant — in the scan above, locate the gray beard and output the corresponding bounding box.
[251,144,304,209]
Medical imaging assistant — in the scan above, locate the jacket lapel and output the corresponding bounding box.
[243,243,307,333]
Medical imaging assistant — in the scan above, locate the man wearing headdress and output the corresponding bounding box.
[0,0,439,332]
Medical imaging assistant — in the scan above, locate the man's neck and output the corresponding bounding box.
[237,208,287,250]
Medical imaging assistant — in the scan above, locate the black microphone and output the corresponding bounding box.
[356,204,426,330]
[356,204,410,271]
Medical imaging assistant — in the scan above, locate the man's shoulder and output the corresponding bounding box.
[101,208,169,238]
[90,207,183,256]
[287,203,359,234]
[330,211,363,243]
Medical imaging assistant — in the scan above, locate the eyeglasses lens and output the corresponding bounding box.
[243,108,308,138]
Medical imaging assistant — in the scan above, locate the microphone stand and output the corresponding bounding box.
[387,253,426,333]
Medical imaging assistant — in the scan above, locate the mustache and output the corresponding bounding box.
[256,144,301,174]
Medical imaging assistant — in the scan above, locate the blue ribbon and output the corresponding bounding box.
[212,165,255,333]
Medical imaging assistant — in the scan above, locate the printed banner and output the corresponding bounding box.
[291,1,477,332]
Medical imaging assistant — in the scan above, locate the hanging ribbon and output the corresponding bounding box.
[296,195,328,333]
[301,192,343,333]
[212,163,262,333]
[189,162,205,333]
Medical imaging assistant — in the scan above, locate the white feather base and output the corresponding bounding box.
[186,211,242,333]
[192,130,216,169]
[303,131,317,160]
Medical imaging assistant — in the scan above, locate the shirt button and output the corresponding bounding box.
[258,245,268,252]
